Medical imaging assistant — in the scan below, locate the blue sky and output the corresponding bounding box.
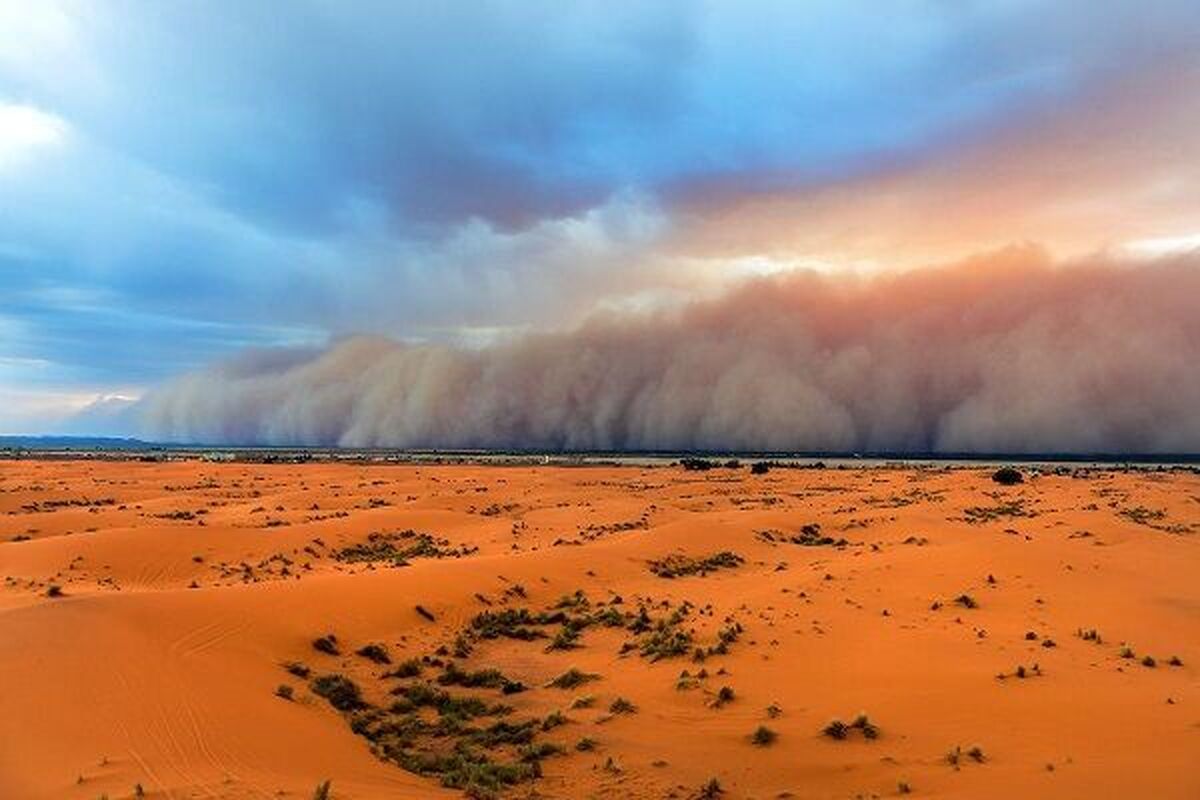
[2,1,1198,433]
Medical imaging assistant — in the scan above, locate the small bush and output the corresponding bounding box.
[389,658,423,678]
[541,710,568,731]
[46,584,64,598]
[1141,655,1157,668]
[547,668,599,690]
[275,684,295,701]
[284,661,311,679]
[695,778,724,799]
[311,674,365,711]
[750,725,777,746]
[312,635,340,656]
[823,720,848,740]
[355,643,391,664]
[992,467,1024,485]
[851,713,879,739]
[609,697,637,714]
[955,594,978,610]
[313,780,332,800]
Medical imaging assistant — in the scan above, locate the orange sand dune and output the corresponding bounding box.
[1,459,1197,799]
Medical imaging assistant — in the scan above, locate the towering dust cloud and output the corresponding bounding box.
[142,249,1200,453]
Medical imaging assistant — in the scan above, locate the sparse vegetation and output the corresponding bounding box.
[947,745,985,768]
[757,523,847,547]
[648,551,744,579]
[335,530,476,565]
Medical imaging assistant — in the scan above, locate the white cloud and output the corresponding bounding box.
[0,102,68,170]
[1124,232,1200,257]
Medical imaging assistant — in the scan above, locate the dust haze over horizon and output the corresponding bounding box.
[3,2,1200,452]
[141,248,1200,454]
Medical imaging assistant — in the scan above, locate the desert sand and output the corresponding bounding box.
[0,458,1197,799]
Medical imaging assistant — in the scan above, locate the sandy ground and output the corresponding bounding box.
[0,459,1197,800]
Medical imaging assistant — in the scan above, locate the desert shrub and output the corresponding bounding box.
[955,594,978,609]
[823,720,848,740]
[992,467,1024,485]
[438,663,508,689]
[355,643,391,664]
[649,551,744,579]
[517,742,562,762]
[275,684,295,701]
[609,697,637,714]
[851,713,879,739]
[470,608,550,640]
[284,661,311,678]
[547,668,600,690]
[750,462,771,475]
[312,780,332,800]
[823,714,878,740]
[750,725,777,746]
[388,658,423,679]
[695,778,724,799]
[640,622,694,661]
[312,634,340,655]
[540,710,568,731]
[312,674,366,712]
[575,736,597,751]
[545,626,582,651]
[395,683,506,719]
